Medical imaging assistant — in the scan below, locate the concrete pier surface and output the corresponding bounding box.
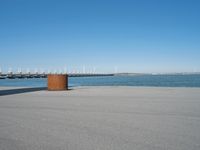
[0,86,200,150]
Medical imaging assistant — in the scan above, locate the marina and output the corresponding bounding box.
[0,73,114,79]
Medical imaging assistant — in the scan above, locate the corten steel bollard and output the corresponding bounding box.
[48,74,68,91]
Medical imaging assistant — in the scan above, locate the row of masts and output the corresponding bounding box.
[0,66,113,75]
[0,68,97,74]
[0,68,114,79]
[0,73,114,79]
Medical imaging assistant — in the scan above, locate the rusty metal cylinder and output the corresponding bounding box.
[47,74,68,91]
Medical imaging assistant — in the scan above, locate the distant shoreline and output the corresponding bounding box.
[114,73,200,76]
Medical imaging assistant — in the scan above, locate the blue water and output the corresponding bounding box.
[0,75,200,87]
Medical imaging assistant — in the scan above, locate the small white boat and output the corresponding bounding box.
[0,76,6,79]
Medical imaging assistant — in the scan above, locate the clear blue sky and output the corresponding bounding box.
[0,0,200,73]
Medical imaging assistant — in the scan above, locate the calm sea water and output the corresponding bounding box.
[0,75,200,87]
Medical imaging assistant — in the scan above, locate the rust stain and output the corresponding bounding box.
[47,74,68,91]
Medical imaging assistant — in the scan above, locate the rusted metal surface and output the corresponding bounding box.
[47,74,68,91]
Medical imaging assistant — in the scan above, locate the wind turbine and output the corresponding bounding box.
[114,66,118,74]
[93,67,96,74]
[83,66,86,74]
[63,66,67,74]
